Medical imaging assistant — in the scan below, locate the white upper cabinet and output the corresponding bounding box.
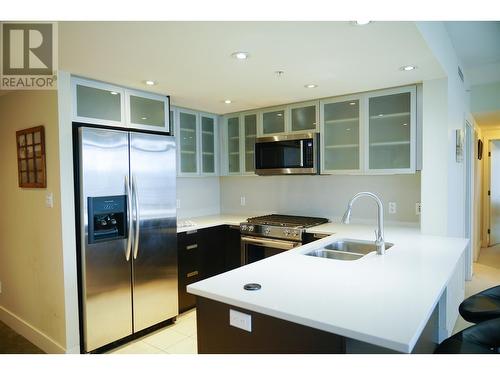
[126,89,169,132]
[260,106,287,135]
[320,96,362,174]
[320,85,417,175]
[365,86,416,174]
[175,107,219,177]
[72,76,170,133]
[72,77,125,126]
[177,108,199,175]
[200,114,218,175]
[222,112,259,176]
[289,101,319,133]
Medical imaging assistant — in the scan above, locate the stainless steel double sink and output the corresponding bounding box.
[305,239,394,261]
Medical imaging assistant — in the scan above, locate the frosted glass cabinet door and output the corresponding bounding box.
[75,82,123,124]
[291,103,318,132]
[262,109,285,134]
[322,99,360,171]
[179,111,198,174]
[243,114,257,173]
[128,92,168,132]
[227,117,240,173]
[201,115,216,174]
[368,91,412,170]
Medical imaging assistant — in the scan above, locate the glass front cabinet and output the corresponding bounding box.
[176,107,219,177]
[223,112,259,175]
[72,77,170,133]
[320,85,416,174]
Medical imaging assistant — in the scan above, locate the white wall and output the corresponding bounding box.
[220,174,421,224]
[177,177,221,218]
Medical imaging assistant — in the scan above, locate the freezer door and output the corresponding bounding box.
[130,132,178,331]
[79,127,133,352]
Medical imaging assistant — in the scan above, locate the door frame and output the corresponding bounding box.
[464,121,474,280]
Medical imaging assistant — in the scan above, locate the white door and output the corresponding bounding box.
[490,140,500,245]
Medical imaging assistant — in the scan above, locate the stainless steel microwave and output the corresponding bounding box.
[254,133,319,175]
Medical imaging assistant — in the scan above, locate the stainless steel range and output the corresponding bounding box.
[240,214,329,265]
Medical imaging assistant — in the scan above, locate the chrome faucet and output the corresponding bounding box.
[341,192,385,255]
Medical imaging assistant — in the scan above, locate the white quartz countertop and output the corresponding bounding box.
[177,214,248,233]
[187,223,468,353]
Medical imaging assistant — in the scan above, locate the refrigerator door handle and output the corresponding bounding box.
[132,174,140,260]
[125,175,133,261]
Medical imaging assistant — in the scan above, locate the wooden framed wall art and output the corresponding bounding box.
[16,126,47,188]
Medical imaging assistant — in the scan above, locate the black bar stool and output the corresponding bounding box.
[459,285,500,323]
[434,317,500,354]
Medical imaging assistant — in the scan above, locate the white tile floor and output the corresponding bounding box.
[108,309,197,354]
[109,245,500,354]
[452,245,500,334]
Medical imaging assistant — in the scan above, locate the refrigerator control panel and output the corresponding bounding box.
[88,195,127,244]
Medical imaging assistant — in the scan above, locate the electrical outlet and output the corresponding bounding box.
[176,199,181,209]
[229,309,252,332]
[240,196,246,206]
[388,202,397,214]
[416,202,421,216]
[45,192,54,208]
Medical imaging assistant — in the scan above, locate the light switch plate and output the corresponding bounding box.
[229,309,252,332]
[176,199,181,209]
[45,192,54,208]
[388,202,397,214]
[240,196,246,206]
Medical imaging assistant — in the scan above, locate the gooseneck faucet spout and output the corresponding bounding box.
[341,192,385,255]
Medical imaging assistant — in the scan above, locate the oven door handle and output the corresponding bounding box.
[241,236,300,250]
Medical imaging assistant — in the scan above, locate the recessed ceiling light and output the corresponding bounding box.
[402,123,408,126]
[144,80,157,86]
[353,20,371,26]
[224,99,232,104]
[400,65,417,71]
[110,91,118,95]
[304,84,318,88]
[231,51,249,60]
[277,113,283,117]
[346,128,351,131]
[141,117,148,120]
[349,102,356,106]
[378,114,384,117]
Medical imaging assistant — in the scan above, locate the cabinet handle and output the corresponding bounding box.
[186,271,199,278]
[186,244,198,250]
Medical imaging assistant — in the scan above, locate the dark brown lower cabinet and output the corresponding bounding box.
[177,225,241,313]
[196,297,345,354]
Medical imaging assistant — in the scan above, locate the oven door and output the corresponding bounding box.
[240,235,301,265]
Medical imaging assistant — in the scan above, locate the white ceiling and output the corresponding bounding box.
[445,21,500,69]
[59,21,444,114]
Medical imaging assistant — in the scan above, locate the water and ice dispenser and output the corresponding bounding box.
[87,195,127,244]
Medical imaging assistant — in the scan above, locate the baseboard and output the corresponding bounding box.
[0,304,66,354]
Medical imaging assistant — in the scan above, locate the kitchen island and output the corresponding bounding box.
[187,223,468,354]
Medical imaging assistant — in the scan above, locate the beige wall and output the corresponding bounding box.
[0,90,66,352]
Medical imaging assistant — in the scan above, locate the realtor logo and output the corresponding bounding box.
[1,22,57,89]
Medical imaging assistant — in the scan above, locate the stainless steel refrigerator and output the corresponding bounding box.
[76,126,178,353]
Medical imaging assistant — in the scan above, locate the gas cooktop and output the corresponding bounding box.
[246,214,329,228]
[241,214,329,241]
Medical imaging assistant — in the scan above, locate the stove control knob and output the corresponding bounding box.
[283,229,290,236]
[242,225,248,231]
[292,231,299,237]
[264,228,270,235]
[248,225,254,232]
